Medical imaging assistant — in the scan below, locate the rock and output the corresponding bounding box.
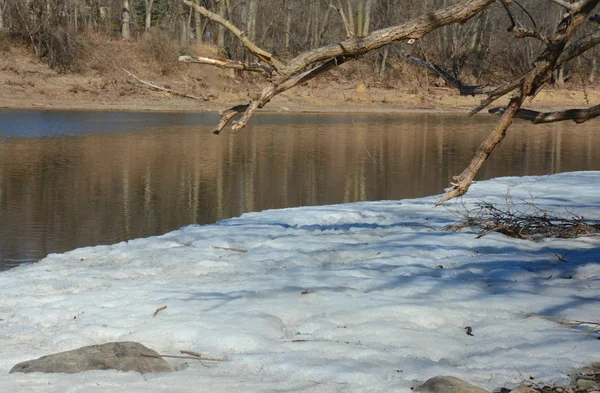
[10,342,173,374]
[577,379,600,390]
[509,387,539,393]
[414,376,490,393]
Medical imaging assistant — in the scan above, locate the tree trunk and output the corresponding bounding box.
[347,0,355,36]
[356,0,364,35]
[145,0,155,32]
[248,0,257,42]
[122,0,131,39]
[217,0,226,47]
[379,45,389,77]
[193,0,202,43]
[362,0,373,35]
[0,0,4,30]
[285,6,291,49]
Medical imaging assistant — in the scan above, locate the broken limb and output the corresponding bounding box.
[405,55,492,95]
[489,103,600,124]
[122,68,212,101]
[178,56,274,76]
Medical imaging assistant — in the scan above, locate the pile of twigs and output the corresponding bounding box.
[445,202,600,239]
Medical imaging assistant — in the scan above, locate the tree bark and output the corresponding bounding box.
[248,0,257,42]
[194,0,202,43]
[217,0,226,47]
[122,0,131,39]
[363,0,373,35]
[145,0,155,32]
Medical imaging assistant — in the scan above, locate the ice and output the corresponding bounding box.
[1,172,599,393]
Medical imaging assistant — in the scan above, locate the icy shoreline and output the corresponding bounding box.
[1,172,599,393]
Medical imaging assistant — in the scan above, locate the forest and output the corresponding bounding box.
[0,0,597,83]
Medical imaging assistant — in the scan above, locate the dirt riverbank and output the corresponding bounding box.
[2,44,599,116]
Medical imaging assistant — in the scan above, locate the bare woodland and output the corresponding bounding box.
[1,0,599,204]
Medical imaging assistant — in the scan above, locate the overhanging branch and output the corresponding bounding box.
[181,0,284,71]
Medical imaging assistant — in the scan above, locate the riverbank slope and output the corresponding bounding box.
[2,42,599,115]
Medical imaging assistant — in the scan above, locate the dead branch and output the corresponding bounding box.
[181,0,284,71]
[489,103,600,124]
[178,55,274,76]
[123,69,212,101]
[525,314,600,338]
[142,354,228,362]
[445,202,600,239]
[331,0,354,38]
[152,305,167,318]
[225,0,496,131]
[405,55,493,95]
[438,0,600,204]
[210,245,248,253]
[218,56,350,132]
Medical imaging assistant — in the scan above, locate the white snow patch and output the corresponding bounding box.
[1,172,599,393]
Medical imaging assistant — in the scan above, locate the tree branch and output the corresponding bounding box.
[178,55,274,76]
[405,55,493,95]
[438,0,600,204]
[331,0,354,38]
[123,68,213,101]
[489,104,600,124]
[181,0,284,71]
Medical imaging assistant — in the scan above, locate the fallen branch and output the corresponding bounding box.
[405,55,492,95]
[525,314,600,338]
[123,69,212,101]
[444,202,600,239]
[210,245,248,253]
[489,103,600,124]
[152,305,167,318]
[142,354,228,362]
[178,55,274,76]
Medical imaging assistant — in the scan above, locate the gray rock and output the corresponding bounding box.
[10,342,174,374]
[576,378,600,390]
[414,376,490,393]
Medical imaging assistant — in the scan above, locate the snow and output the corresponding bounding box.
[1,172,599,393]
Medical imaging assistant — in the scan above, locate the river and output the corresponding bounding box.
[0,109,598,269]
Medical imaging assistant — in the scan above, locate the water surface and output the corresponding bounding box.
[1,109,598,269]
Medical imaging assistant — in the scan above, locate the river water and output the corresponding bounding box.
[0,109,598,270]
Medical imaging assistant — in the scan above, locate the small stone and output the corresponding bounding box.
[414,376,490,393]
[509,387,539,393]
[577,379,600,390]
[10,342,173,374]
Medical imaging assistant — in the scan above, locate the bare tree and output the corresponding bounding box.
[0,0,5,30]
[180,0,600,205]
[122,0,131,39]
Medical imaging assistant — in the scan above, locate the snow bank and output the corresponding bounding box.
[1,172,599,393]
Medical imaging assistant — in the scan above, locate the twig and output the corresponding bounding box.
[180,350,204,358]
[141,354,228,362]
[210,246,248,253]
[123,68,211,101]
[152,305,167,318]
[525,314,600,338]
